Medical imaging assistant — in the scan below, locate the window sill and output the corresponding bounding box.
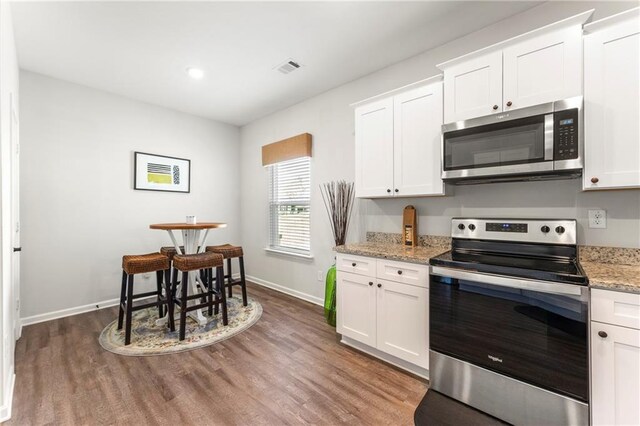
[264,247,314,260]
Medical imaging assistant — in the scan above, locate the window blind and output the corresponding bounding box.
[269,157,311,255]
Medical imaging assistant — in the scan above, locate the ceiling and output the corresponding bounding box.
[12,1,541,126]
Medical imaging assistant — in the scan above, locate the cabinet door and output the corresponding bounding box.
[591,322,640,426]
[355,98,394,198]
[443,50,502,123]
[583,17,640,190]
[337,271,376,347]
[393,83,445,197]
[376,279,429,368]
[503,26,582,110]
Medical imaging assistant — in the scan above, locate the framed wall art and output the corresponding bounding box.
[134,152,190,193]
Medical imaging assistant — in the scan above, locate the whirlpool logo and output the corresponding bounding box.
[488,355,503,363]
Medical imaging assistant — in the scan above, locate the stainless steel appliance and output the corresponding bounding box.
[429,218,589,425]
[442,97,583,184]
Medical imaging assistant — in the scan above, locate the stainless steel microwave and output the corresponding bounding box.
[441,97,583,184]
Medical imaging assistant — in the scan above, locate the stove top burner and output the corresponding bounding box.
[431,218,588,285]
[429,250,588,285]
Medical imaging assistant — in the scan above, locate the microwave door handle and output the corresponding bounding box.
[544,113,554,161]
[430,266,584,297]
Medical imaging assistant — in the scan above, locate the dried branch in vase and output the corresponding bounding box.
[320,181,355,247]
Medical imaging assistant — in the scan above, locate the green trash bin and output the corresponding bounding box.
[324,265,337,327]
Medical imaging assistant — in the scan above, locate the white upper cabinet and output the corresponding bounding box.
[353,78,444,199]
[393,83,445,197]
[439,11,591,124]
[355,98,394,197]
[583,9,640,190]
[503,26,582,111]
[443,51,502,123]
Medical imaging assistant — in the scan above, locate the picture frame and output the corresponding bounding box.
[134,151,191,193]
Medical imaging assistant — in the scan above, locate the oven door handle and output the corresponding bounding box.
[430,266,586,297]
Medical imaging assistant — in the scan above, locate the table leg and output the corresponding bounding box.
[183,229,207,326]
[154,227,216,328]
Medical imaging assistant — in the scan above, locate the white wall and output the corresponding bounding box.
[239,1,640,304]
[0,0,19,421]
[20,71,241,320]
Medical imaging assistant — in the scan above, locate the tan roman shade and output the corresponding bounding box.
[262,133,312,166]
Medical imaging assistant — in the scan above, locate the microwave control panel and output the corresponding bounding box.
[554,109,579,160]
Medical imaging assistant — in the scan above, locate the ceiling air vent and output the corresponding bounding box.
[275,59,302,74]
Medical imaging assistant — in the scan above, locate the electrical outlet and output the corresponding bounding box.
[588,209,607,229]
[318,271,324,282]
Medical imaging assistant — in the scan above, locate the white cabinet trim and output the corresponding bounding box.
[436,9,594,70]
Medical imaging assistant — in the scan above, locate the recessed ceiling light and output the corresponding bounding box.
[186,67,204,80]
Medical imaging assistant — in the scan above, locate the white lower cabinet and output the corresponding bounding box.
[336,254,429,371]
[591,289,640,426]
[336,271,376,347]
[376,278,429,368]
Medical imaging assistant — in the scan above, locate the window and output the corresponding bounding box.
[268,157,311,256]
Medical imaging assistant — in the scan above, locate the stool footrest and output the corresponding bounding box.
[177,300,223,313]
[132,290,161,300]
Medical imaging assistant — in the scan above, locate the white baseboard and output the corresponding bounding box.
[18,275,323,328]
[20,297,120,327]
[246,275,323,306]
[0,369,15,422]
[341,336,430,380]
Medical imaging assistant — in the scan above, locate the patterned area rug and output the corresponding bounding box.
[99,296,262,356]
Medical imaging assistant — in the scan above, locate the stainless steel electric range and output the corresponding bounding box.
[429,218,589,425]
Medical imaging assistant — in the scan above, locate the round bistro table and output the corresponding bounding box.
[150,222,227,325]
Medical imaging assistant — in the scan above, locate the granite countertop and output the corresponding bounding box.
[335,242,448,264]
[581,262,640,294]
[580,246,640,294]
[337,236,640,295]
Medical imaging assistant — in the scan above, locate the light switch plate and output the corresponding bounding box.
[588,209,607,229]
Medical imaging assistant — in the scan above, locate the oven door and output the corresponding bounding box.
[442,110,554,180]
[429,266,588,402]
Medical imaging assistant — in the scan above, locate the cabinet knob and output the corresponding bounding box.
[377,283,382,288]
[591,177,599,184]
[394,189,399,193]
[506,101,513,107]
[369,281,373,286]
[387,189,391,193]
[492,105,498,110]
[352,262,356,267]
[598,331,608,338]
[397,270,403,275]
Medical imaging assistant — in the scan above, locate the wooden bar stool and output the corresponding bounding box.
[172,252,227,341]
[206,244,247,306]
[119,253,172,345]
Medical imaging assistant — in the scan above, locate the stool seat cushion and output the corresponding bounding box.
[174,252,223,272]
[206,244,243,258]
[122,253,170,275]
[160,246,184,260]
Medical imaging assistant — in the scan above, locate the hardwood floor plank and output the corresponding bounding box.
[8,282,426,425]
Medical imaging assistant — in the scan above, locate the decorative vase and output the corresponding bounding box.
[324,264,337,327]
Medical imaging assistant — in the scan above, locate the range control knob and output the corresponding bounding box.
[468,224,476,231]
[541,225,550,234]
[555,226,565,234]
[458,223,465,230]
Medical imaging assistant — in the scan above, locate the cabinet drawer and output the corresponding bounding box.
[336,254,376,276]
[376,259,429,288]
[592,288,640,330]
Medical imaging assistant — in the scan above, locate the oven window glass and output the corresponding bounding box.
[444,115,546,170]
[430,275,588,402]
